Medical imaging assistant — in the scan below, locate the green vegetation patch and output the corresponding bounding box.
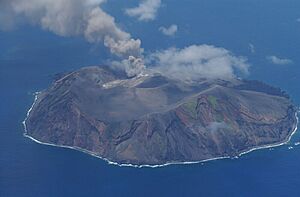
[208,95,218,109]
[182,99,198,118]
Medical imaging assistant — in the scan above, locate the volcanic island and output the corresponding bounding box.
[24,66,298,167]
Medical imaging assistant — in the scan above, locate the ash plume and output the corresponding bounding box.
[0,0,145,77]
[0,1,250,80]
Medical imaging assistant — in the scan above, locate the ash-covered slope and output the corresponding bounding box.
[25,66,297,166]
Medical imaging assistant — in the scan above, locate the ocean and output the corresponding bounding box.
[1,0,300,196]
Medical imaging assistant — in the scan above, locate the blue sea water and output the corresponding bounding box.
[1,0,300,196]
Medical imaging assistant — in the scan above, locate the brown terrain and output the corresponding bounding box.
[25,66,297,166]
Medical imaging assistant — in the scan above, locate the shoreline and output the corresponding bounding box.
[23,92,299,168]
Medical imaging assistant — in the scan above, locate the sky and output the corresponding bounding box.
[0,0,298,82]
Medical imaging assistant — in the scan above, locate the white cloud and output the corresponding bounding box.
[159,24,178,36]
[249,43,255,53]
[0,0,143,59]
[147,45,249,81]
[267,55,293,65]
[0,0,251,80]
[125,0,161,21]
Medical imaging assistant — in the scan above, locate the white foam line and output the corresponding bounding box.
[23,133,231,168]
[238,111,298,157]
[22,92,40,133]
[23,93,299,168]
